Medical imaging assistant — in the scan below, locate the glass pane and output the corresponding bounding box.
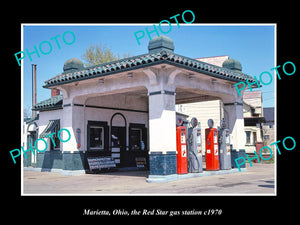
[90,127,103,148]
[246,131,251,144]
[130,129,141,150]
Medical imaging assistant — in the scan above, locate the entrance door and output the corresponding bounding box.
[111,126,126,167]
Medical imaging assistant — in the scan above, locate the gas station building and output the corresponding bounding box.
[24,35,256,178]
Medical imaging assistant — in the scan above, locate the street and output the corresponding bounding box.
[23,163,275,195]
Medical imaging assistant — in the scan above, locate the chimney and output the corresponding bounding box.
[32,64,37,118]
[51,88,60,97]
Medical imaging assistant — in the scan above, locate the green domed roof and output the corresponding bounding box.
[222,58,242,72]
[148,35,175,54]
[63,58,84,73]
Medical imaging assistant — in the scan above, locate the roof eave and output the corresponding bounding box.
[32,106,63,112]
[43,52,257,88]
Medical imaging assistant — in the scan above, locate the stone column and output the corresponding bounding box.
[61,97,77,152]
[148,89,177,176]
[60,96,85,171]
[223,97,246,168]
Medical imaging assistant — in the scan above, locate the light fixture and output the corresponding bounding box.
[212,79,217,84]
[98,79,104,84]
[127,73,133,78]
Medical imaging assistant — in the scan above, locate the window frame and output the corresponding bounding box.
[129,123,147,151]
[87,121,109,152]
[89,126,105,150]
[50,120,60,151]
[130,127,143,150]
[245,131,251,145]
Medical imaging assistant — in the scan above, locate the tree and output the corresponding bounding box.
[23,105,32,118]
[81,43,131,67]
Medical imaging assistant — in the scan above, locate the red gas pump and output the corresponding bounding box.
[205,119,219,170]
[176,117,188,174]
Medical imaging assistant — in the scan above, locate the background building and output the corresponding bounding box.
[262,107,275,152]
[243,91,264,153]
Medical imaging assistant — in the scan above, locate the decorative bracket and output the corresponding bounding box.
[167,69,182,86]
[143,68,158,86]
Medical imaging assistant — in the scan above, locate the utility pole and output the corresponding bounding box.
[32,64,37,118]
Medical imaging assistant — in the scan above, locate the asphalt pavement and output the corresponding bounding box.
[23,163,275,195]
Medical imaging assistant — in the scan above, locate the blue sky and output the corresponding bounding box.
[22,24,275,111]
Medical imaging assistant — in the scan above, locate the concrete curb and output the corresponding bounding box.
[146,168,247,183]
[24,167,86,176]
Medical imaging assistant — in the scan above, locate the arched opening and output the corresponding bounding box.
[110,113,127,167]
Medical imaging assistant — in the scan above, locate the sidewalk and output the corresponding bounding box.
[23,163,275,195]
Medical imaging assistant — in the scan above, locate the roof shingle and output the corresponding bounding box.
[32,95,63,111]
[43,50,256,88]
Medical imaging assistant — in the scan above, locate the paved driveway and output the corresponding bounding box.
[23,163,275,195]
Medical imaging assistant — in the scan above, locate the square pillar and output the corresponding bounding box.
[60,98,85,171]
[223,100,246,168]
[61,100,77,152]
[148,90,177,175]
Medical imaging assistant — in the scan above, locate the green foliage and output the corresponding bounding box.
[81,43,131,67]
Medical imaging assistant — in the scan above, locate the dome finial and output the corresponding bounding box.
[63,58,84,73]
[148,35,174,54]
[222,58,242,72]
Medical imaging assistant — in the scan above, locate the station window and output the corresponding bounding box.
[129,124,147,151]
[89,126,104,149]
[50,134,60,150]
[39,119,60,150]
[130,128,143,150]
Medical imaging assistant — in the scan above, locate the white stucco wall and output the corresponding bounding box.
[84,108,148,151]
[36,93,149,153]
